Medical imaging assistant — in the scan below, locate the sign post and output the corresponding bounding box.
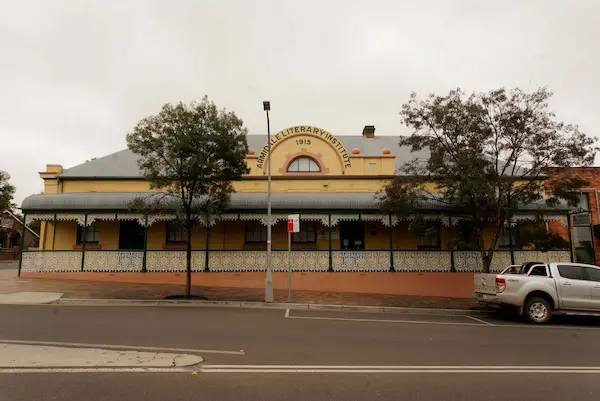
[287,214,300,302]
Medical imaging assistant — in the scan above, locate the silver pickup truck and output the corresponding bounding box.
[473,261,600,324]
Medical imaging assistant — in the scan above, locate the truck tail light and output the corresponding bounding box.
[496,277,506,293]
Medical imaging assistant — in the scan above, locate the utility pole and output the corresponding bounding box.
[263,100,273,302]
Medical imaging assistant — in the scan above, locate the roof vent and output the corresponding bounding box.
[362,125,375,139]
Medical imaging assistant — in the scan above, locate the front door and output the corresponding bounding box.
[339,221,365,250]
[584,266,600,310]
[118,221,145,250]
[556,264,593,310]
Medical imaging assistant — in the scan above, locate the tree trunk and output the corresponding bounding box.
[482,251,492,273]
[476,228,492,273]
[185,230,192,299]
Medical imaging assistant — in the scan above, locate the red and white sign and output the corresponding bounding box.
[287,214,300,233]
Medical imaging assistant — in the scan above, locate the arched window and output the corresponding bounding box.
[287,157,321,172]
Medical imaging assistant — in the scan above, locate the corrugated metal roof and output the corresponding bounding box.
[59,135,421,178]
[21,192,569,212]
[21,192,381,211]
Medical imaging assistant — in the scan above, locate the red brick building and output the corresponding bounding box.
[0,211,39,260]
[545,167,600,266]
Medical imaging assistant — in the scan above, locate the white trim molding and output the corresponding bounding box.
[24,214,54,225]
[117,213,146,227]
[330,214,360,226]
[146,214,177,227]
[239,214,288,226]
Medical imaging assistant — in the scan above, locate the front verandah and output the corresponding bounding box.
[19,211,573,274]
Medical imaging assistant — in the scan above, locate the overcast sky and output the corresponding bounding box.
[1,0,598,206]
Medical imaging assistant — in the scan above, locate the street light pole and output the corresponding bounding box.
[263,100,273,302]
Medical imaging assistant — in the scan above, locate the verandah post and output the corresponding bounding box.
[205,224,211,272]
[448,215,455,272]
[508,221,515,265]
[80,214,88,272]
[388,214,394,272]
[141,214,148,272]
[567,212,575,262]
[17,212,27,277]
[52,213,57,250]
[328,214,333,272]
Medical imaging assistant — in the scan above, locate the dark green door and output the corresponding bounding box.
[339,221,365,250]
[118,221,145,250]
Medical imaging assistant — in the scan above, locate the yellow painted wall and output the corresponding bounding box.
[392,223,415,249]
[43,180,59,194]
[62,180,153,193]
[267,134,345,176]
[146,222,207,250]
[53,221,78,250]
[146,222,167,250]
[98,220,119,249]
[234,179,390,193]
[57,178,393,194]
[46,217,516,252]
[365,221,389,249]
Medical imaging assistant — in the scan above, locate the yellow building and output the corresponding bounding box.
[19,125,572,275]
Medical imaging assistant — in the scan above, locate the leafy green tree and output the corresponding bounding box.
[379,87,597,272]
[127,96,249,297]
[0,171,16,212]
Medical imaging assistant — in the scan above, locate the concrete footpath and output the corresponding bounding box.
[0,343,202,368]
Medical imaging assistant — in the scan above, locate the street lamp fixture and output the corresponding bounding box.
[263,100,273,302]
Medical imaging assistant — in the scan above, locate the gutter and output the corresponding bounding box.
[2,209,41,238]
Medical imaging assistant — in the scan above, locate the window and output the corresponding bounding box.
[245,221,266,243]
[528,265,548,277]
[499,225,530,248]
[287,157,320,172]
[166,221,188,243]
[77,222,100,244]
[417,225,440,249]
[557,264,587,281]
[585,267,600,282]
[292,221,317,243]
[499,228,511,247]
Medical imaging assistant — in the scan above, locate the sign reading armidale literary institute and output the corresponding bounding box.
[256,126,352,169]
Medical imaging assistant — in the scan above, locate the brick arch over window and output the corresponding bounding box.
[279,150,330,175]
[264,134,345,174]
[286,156,321,172]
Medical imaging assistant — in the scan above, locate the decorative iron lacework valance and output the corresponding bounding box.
[24,212,569,228]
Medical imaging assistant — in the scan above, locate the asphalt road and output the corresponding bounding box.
[1,304,600,400]
[1,372,597,401]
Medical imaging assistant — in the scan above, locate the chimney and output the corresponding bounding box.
[39,164,63,179]
[362,125,375,139]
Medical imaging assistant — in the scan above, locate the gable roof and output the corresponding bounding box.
[1,210,40,238]
[58,135,424,179]
[57,134,531,180]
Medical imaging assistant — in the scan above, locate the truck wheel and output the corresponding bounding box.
[525,297,552,324]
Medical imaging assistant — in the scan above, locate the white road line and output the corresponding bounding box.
[200,365,600,369]
[466,315,494,326]
[0,339,245,355]
[284,308,290,318]
[0,367,190,374]
[288,314,600,331]
[287,315,484,327]
[482,323,600,331]
[198,368,600,374]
